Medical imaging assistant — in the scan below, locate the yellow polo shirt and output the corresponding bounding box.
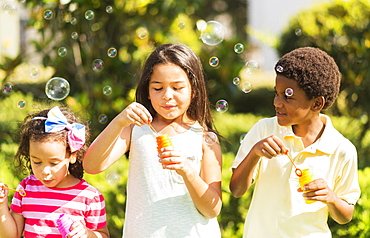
[232,114,360,238]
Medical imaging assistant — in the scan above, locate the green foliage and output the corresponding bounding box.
[277,0,370,168]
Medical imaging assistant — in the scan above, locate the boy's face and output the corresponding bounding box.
[274,75,317,127]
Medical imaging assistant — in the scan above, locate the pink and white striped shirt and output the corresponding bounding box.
[10,175,107,237]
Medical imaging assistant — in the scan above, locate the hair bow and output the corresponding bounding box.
[33,106,85,152]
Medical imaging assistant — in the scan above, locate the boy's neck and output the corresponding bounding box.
[292,115,326,148]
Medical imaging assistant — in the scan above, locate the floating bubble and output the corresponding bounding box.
[103,86,112,95]
[241,81,252,93]
[178,22,185,30]
[107,47,117,58]
[239,133,246,143]
[71,32,78,40]
[98,114,108,124]
[17,100,26,109]
[215,99,228,113]
[30,66,39,78]
[204,131,217,145]
[85,10,94,20]
[106,173,119,184]
[276,65,284,73]
[45,77,70,100]
[285,88,294,97]
[70,17,77,25]
[3,2,16,15]
[245,60,259,74]
[43,10,53,20]
[136,27,148,39]
[295,28,302,36]
[200,21,225,46]
[92,59,104,72]
[2,82,13,95]
[233,77,240,85]
[58,47,67,57]
[209,57,219,67]
[234,43,244,54]
[106,5,113,13]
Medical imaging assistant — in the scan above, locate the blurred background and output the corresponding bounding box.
[1,0,370,237]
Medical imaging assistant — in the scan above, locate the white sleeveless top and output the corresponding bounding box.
[123,123,221,238]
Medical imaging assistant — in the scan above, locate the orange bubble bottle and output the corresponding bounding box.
[299,168,316,204]
[156,134,175,165]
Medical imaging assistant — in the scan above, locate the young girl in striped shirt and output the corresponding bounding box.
[0,106,109,238]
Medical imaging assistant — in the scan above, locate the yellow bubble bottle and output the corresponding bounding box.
[156,134,175,165]
[299,168,316,204]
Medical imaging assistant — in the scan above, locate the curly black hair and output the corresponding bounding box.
[274,47,341,110]
[14,106,90,179]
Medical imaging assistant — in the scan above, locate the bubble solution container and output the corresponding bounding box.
[299,168,316,204]
[156,134,175,165]
[56,214,73,238]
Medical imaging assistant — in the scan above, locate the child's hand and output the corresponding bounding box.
[66,220,90,238]
[252,135,288,159]
[0,184,9,204]
[118,102,153,127]
[158,148,192,176]
[298,178,337,204]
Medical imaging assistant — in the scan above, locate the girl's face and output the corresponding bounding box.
[29,140,78,188]
[149,63,192,122]
[274,75,316,127]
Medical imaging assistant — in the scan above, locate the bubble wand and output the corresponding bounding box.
[148,123,158,135]
[1,185,26,197]
[284,152,302,177]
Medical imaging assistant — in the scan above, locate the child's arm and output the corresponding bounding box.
[299,178,354,224]
[159,137,222,219]
[67,221,109,238]
[229,135,287,197]
[84,102,152,174]
[0,185,25,238]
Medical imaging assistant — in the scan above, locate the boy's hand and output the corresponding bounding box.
[0,184,9,204]
[297,178,337,204]
[253,135,288,159]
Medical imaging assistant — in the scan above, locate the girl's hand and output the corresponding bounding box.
[0,184,9,204]
[117,102,152,127]
[252,135,288,159]
[66,220,90,238]
[159,148,193,177]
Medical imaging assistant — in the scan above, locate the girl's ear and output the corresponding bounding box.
[312,96,325,112]
[69,153,77,164]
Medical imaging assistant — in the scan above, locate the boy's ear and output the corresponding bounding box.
[312,96,325,111]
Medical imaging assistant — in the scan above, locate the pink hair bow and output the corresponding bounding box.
[34,106,85,152]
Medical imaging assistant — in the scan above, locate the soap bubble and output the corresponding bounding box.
[215,99,228,113]
[136,27,148,39]
[241,81,252,93]
[234,43,244,54]
[285,88,294,97]
[98,114,108,124]
[30,66,39,78]
[245,60,259,74]
[3,2,16,15]
[45,77,70,100]
[200,21,225,46]
[178,23,185,30]
[107,47,117,58]
[209,57,219,67]
[43,10,53,20]
[103,86,112,95]
[295,28,302,36]
[2,82,13,95]
[106,5,113,13]
[58,47,67,57]
[17,100,26,109]
[276,65,284,73]
[106,173,119,184]
[239,133,246,143]
[85,10,94,20]
[71,32,78,40]
[92,59,104,72]
[204,131,217,145]
[232,77,240,85]
[70,17,77,25]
